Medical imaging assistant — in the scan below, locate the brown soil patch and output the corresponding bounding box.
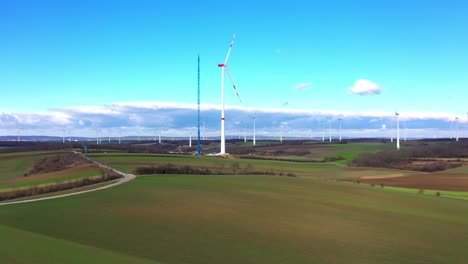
[358,173,468,191]
[0,164,102,185]
[360,174,405,180]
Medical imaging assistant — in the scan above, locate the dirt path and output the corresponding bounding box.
[0,152,135,206]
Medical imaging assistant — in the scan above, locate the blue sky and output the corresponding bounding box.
[0,0,467,136]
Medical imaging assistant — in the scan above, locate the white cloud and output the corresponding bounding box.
[1,101,466,138]
[294,83,311,90]
[349,79,381,95]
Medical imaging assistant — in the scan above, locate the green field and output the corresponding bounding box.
[88,152,406,179]
[0,151,66,180]
[1,174,468,263]
[0,144,467,263]
[0,170,103,190]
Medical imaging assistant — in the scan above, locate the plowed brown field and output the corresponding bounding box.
[359,173,468,191]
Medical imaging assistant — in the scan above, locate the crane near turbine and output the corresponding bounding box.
[217,33,242,155]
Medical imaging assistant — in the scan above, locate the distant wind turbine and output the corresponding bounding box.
[328,119,332,142]
[390,116,394,142]
[218,33,242,154]
[322,122,325,142]
[455,117,459,142]
[196,54,202,156]
[338,118,342,142]
[396,112,400,150]
[189,130,192,147]
[280,124,283,142]
[250,113,256,146]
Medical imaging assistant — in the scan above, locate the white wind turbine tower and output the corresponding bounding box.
[159,131,162,144]
[250,113,256,146]
[62,129,66,143]
[338,118,342,142]
[449,119,453,139]
[279,123,283,142]
[322,121,325,142]
[217,33,242,154]
[395,111,400,150]
[189,130,192,147]
[390,116,394,142]
[244,126,247,143]
[328,119,332,142]
[67,129,72,142]
[455,117,459,142]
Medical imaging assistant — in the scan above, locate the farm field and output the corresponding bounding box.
[0,142,467,263]
[0,164,103,189]
[88,152,408,179]
[358,172,468,192]
[1,174,468,263]
[0,151,67,180]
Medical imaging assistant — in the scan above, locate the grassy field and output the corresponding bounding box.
[382,185,468,200]
[0,151,66,180]
[88,152,407,179]
[0,170,103,189]
[1,174,468,263]
[0,224,157,263]
[0,143,467,263]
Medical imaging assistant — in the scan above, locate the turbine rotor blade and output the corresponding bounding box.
[224,33,236,65]
[224,66,242,103]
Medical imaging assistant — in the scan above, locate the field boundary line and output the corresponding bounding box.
[0,152,135,206]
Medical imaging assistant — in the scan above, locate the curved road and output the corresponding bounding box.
[0,153,135,206]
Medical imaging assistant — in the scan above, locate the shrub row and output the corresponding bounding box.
[133,163,296,177]
[0,173,121,202]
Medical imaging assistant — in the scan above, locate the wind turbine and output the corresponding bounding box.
[280,123,283,142]
[196,54,202,156]
[395,111,400,150]
[390,116,394,142]
[449,119,453,139]
[328,119,332,142]
[218,33,242,154]
[244,126,247,143]
[189,130,192,147]
[455,117,459,142]
[67,129,72,142]
[250,113,256,146]
[338,118,342,142]
[322,122,325,142]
